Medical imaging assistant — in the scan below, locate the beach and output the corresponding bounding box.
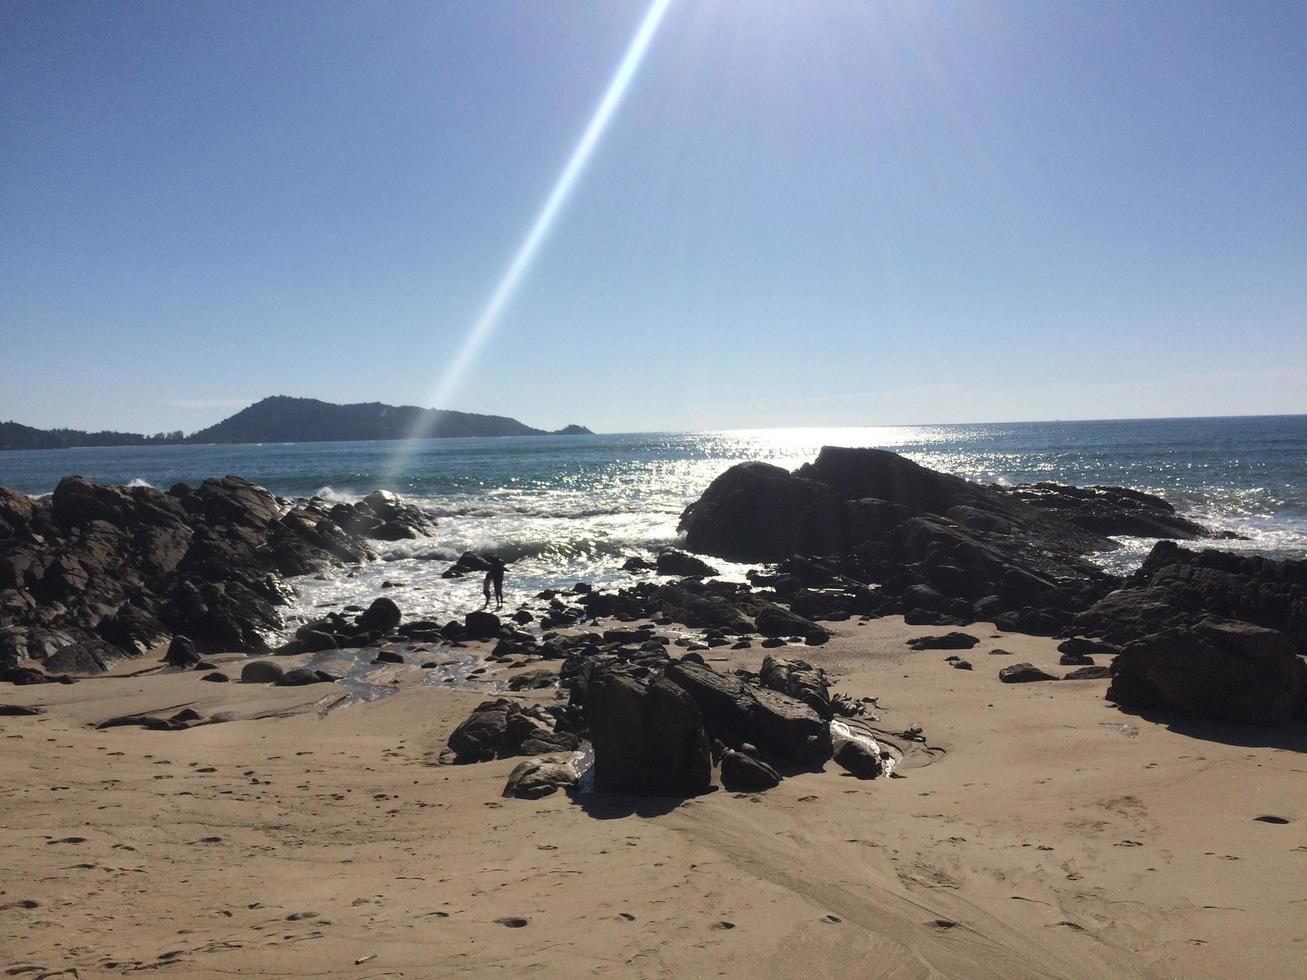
[4,617,1304,979]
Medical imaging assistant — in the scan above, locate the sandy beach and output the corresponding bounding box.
[4,617,1304,979]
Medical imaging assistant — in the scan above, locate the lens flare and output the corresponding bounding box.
[386,0,675,481]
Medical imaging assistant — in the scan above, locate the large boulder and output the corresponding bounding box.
[1107,618,1307,726]
[585,665,711,797]
[678,462,844,562]
[665,660,832,767]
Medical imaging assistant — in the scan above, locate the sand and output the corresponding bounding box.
[2,619,1305,979]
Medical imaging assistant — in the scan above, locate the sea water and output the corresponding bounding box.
[2,416,1304,632]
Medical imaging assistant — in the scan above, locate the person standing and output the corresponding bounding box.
[482,557,507,609]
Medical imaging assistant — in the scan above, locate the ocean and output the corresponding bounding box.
[2,415,1305,632]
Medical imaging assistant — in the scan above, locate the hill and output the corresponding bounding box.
[0,397,592,450]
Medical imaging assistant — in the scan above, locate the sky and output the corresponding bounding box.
[2,0,1305,434]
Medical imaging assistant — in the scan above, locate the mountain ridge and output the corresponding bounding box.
[0,396,593,450]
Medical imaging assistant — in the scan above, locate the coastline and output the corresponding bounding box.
[4,617,1304,978]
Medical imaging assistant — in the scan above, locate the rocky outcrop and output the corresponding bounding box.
[1078,541,1307,645]
[585,665,712,797]
[447,699,580,763]
[676,447,1249,641]
[1106,618,1307,725]
[0,475,438,680]
[655,549,719,578]
[665,660,832,767]
[1007,483,1226,540]
[679,462,843,562]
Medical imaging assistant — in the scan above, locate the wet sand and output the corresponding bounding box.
[2,618,1305,978]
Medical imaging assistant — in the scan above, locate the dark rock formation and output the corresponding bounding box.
[1078,541,1307,645]
[585,665,712,797]
[655,550,720,578]
[0,473,446,681]
[240,660,284,684]
[679,462,843,562]
[502,757,580,799]
[720,749,781,791]
[907,632,979,651]
[162,635,200,668]
[665,660,832,767]
[463,610,502,640]
[832,739,883,779]
[758,655,832,719]
[999,663,1058,683]
[357,597,402,634]
[446,699,579,763]
[1106,618,1307,725]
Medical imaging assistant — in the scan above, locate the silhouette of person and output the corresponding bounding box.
[482,557,506,609]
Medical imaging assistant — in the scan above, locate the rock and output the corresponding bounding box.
[1059,652,1095,666]
[1006,482,1215,540]
[657,586,754,633]
[759,655,832,719]
[720,749,781,791]
[678,462,845,562]
[655,550,720,578]
[0,704,45,716]
[1057,637,1121,657]
[754,604,824,639]
[373,650,405,664]
[200,671,229,682]
[507,669,557,691]
[464,610,502,640]
[832,738,883,778]
[951,659,973,670]
[446,699,575,762]
[97,604,169,655]
[1106,617,1307,725]
[666,660,832,767]
[162,635,200,668]
[240,660,285,684]
[442,551,495,578]
[356,597,401,634]
[585,665,711,797]
[907,632,979,651]
[622,555,656,573]
[502,756,580,799]
[448,700,516,762]
[998,663,1058,684]
[1077,542,1307,645]
[1062,665,1111,680]
[42,639,117,675]
[278,668,331,686]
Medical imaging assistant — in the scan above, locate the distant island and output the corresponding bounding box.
[0,396,593,450]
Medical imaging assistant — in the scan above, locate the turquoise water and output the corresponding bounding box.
[3,416,1304,629]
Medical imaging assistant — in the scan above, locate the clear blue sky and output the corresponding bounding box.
[3,0,1305,434]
